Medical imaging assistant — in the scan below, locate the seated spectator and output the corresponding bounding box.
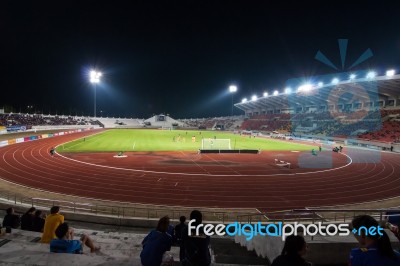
[174,216,186,244]
[181,210,211,266]
[271,235,311,266]
[386,222,400,243]
[41,206,64,243]
[167,223,175,241]
[21,207,36,231]
[349,215,400,265]
[140,216,173,266]
[32,210,45,232]
[174,216,186,260]
[2,207,21,229]
[50,223,100,253]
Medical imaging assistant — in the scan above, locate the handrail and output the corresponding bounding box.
[0,189,250,223]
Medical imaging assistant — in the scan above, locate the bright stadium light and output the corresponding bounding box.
[263,92,268,97]
[89,69,102,117]
[366,71,376,79]
[349,74,356,80]
[273,90,279,96]
[251,95,258,101]
[284,87,292,94]
[386,69,395,77]
[331,78,339,85]
[318,82,324,87]
[229,84,237,116]
[297,84,312,92]
[242,98,247,103]
[229,85,237,93]
[90,70,102,83]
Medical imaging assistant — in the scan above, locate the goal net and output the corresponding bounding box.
[201,138,231,150]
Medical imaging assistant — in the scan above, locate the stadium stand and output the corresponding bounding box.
[0,114,101,128]
[179,116,243,130]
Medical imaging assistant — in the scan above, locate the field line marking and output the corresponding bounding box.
[55,149,353,177]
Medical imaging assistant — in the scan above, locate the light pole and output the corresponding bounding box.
[229,85,237,116]
[90,70,102,117]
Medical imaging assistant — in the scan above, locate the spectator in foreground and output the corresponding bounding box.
[349,215,400,265]
[50,223,100,253]
[32,210,46,232]
[41,206,64,243]
[174,216,186,260]
[140,216,173,266]
[181,210,211,266]
[271,235,311,266]
[2,207,21,229]
[174,216,186,244]
[21,207,36,231]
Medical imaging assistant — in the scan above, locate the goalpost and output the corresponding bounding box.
[201,138,231,150]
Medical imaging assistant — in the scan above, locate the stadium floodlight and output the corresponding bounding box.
[273,90,279,96]
[229,85,237,93]
[297,84,312,92]
[366,71,376,79]
[331,78,339,85]
[317,82,324,87]
[89,69,102,117]
[386,69,395,77]
[251,95,258,101]
[90,70,102,83]
[228,85,237,116]
[242,98,247,103]
[349,74,356,80]
[284,87,292,94]
[263,92,268,97]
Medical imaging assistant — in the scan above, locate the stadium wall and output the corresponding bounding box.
[0,127,96,148]
[31,125,100,131]
[289,134,399,152]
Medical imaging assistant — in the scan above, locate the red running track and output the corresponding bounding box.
[1,130,400,211]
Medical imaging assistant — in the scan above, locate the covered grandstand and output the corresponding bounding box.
[234,70,400,144]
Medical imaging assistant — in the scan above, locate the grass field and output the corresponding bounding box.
[57,129,318,152]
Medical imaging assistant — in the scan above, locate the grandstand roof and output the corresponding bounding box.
[235,73,400,112]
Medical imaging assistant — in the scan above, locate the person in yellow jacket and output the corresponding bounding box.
[41,206,64,243]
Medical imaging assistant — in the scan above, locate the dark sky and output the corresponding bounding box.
[1,0,399,118]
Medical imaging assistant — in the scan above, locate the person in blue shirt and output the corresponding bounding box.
[349,215,400,266]
[50,223,100,254]
[140,216,173,266]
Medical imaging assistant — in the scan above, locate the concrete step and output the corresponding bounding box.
[211,237,269,265]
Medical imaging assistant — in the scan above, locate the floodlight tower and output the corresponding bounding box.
[90,70,102,117]
[229,85,237,116]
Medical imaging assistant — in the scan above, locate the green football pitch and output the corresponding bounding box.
[57,129,318,152]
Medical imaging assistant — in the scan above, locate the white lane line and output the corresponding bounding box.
[55,149,354,177]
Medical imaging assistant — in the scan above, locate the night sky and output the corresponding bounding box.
[1,0,399,118]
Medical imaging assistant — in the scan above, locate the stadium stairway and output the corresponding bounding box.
[211,237,269,265]
[0,228,270,266]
